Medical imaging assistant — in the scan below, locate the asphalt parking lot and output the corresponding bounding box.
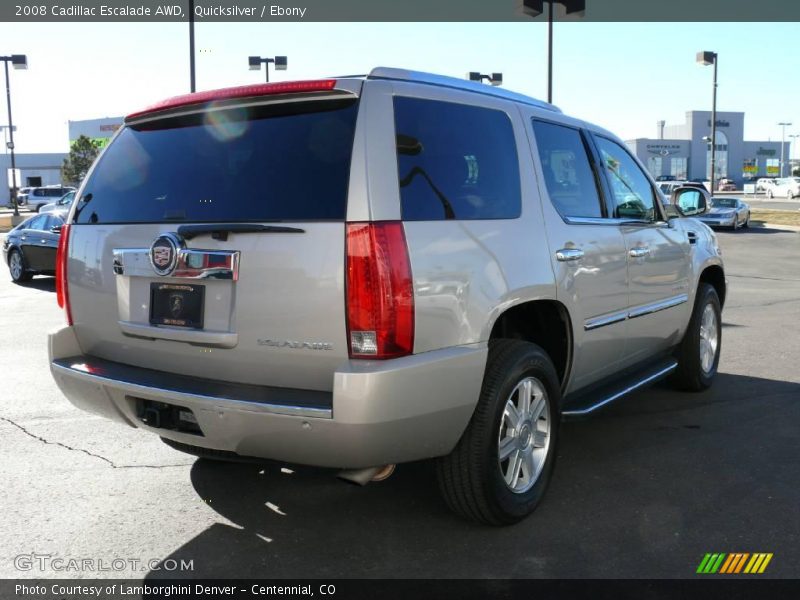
[0,225,798,580]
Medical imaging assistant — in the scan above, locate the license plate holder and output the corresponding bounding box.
[149,283,205,329]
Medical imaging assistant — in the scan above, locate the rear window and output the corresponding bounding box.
[393,96,521,221]
[74,100,358,224]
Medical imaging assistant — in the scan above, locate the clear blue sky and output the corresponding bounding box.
[1,21,798,153]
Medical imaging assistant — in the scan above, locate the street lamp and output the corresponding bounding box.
[0,125,15,154]
[248,55,287,83]
[778,122,792,177]
[2,53,27,217]
[520,0,585,104]
[697,51,718,193]
[468,72,503,86]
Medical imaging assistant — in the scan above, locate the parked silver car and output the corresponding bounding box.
[697,197,750,230]
[48,68,725,524]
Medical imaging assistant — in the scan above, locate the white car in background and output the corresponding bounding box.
[25,186,76,212]
[39,190,76,217]
[756,178,776,192]
[765,177,800,199]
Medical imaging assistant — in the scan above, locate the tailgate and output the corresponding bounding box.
[66,90,359,392]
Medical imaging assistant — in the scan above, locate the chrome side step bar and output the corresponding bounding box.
[561,358,678,418]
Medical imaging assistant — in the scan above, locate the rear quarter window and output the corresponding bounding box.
[393,96,521,221]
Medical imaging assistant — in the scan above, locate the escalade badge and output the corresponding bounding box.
[149,233,183,276]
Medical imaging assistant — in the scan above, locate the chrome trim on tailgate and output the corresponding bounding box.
[113,248,240,280]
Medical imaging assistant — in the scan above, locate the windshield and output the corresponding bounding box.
[712,198,737,208]
[58,191,75,206]
[74,99,359,224]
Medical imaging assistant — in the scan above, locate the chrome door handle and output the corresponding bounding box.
[556,248,585,262]
[629,246,651,258]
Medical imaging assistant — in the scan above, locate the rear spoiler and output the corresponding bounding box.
[125,79,341,122]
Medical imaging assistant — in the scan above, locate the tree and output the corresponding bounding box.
[61,135,102,186]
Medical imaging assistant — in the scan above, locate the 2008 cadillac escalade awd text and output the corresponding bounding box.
[48,68,725,525]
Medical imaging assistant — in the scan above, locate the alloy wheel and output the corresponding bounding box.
[699,303,719,374]
[498,377,551,494]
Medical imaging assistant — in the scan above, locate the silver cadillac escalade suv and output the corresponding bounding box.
[49,68,725,525]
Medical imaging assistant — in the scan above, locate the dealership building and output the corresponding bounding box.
[67,116,123,149]
[2,117,122,195]
[626,110,789,186]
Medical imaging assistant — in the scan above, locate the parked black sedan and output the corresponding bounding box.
[2,213,65,282]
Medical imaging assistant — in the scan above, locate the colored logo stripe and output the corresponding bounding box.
[744,553,773,574]
[697,553,773,574]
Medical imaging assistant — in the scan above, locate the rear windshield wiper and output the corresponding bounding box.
[177,223,305,241]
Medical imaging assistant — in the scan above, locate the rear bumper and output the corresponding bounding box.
[48,325,486,469]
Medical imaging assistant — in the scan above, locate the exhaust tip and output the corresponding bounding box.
[337,464,396,486]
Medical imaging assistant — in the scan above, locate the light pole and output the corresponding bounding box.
[248,55,287,82]
[778,122,792,177]
[520,0,585,104]
[789,133,799,177]
[697,51,718,193]
[2,54,27,217]
[467,72,503,86]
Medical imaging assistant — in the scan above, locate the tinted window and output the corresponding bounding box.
[595,137,658,221]
[394,97,521,220]
[532,121,603,218]
[75,100,359,224]
[26,215,47,230]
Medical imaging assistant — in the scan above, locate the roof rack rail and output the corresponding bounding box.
[367,67,561,113]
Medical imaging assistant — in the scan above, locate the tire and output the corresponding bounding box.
[788,190,795,200]
[436,339,561,525]
[8,249,32,283]
[34,204,41,213]
[766,190,773,199]
[672,283,721,392]
[743,214,750,228]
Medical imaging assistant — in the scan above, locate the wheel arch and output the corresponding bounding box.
[699,264,726,308]
[488,299,573,389]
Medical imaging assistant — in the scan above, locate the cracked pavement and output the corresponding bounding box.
[0,226,798,579]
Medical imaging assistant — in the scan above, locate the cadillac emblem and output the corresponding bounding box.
[149,233,183,276]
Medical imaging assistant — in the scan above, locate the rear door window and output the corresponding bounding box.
[531,120,604,218]
[74,100,359,224]
[393,96,521,220]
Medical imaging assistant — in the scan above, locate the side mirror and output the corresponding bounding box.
[671,188,707,217]
[50,225,62,234]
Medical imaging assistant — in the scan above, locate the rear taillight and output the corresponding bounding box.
[56,224,72,325]
[346,222,414,359]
